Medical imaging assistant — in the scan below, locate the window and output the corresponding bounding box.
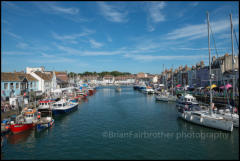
[16,83,19,89]
[4,83,8,90]
[10,83,14,89]
[30,82,32,88]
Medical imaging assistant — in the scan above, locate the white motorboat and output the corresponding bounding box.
[143,86,155,94]
[52,99,78,115]
[176,94,199,108]
[156,93,169,102]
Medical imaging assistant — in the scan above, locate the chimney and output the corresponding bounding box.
[200,61,204,68]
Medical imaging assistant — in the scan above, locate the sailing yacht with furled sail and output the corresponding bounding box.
[177,12,233,132]
[215,13,239,128]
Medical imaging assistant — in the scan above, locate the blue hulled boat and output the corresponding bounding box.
[52,99,78,115]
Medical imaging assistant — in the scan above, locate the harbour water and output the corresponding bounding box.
[2,86,239,160]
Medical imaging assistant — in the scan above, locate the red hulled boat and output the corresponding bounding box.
[10,108,37,134]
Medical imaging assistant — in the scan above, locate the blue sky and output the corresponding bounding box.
[1,1,239,74]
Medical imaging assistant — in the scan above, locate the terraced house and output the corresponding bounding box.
[29,71,52,94]
[1,72,38,99]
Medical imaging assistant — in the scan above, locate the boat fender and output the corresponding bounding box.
[190,116,193,120]
[200,117,203,123]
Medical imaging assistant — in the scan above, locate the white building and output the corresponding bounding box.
[26,67,57,93]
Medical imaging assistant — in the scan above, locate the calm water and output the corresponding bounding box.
[2,86,239,160]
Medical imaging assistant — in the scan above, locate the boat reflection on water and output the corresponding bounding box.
[6,130,33,145]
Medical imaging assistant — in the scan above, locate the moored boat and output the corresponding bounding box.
[52,99,78,115]
[10,108,38,134]
[35,109,54,132]
[38,99,57,110]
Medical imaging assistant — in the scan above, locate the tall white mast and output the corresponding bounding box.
[207,11,213,115]
[230,13,235,107]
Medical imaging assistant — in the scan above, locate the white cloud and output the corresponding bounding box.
[6,31,22,40]
[52,29,95,43]
[89,39,103,48]
[148,2,166,23]
[16,42,29,49]
[36,2,79,15]
[98,2,128,23]
[2,51,33,56]
[55,44,123,56]
[124,54,208,61]
[166,18,239,40]
[50,5,79,15]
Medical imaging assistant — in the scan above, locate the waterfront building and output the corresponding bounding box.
[136,72,148,78]
[188,66,197,87]
[114,75,136,84]
[55,71,69,88]
[103,75,115,84]
[28,71,52,94]
[212,53,239,86]
[1,72,38,99]
[196,65,209,87]
[26,67,58,93]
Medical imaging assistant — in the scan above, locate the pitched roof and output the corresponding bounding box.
[55,71,68,82]
[1,72,37,82]
[35,71,52,81]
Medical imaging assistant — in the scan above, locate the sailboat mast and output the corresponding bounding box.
[163,64,165,91]
[207,12,213,115]
[172,64,174,96]
[230,13,235,106]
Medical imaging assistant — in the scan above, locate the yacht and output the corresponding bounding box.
[177,12,233,132]
[217,107,239,128]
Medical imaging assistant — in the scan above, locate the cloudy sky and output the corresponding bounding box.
[1,1,239,74]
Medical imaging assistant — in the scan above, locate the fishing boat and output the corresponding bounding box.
[139,84,147,92]
[177,12,233,132]
[38,99,57,110]
[52,99,78,115]
[35,109,54,132]
[88,87,96,95]
[133,84,140,90]
[10,108,38,134]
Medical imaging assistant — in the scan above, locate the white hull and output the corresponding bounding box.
[143,89,155,94]
[156,95,177,102]
[217,113,239,128]
[156,95,168,102]
[178,111,233,132]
